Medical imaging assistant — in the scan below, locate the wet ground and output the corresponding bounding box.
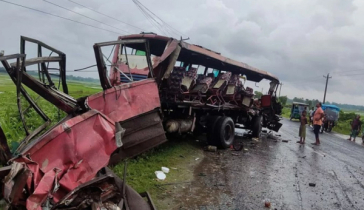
[174,118,364,210]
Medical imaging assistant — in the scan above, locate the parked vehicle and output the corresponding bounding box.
[320,104,340,133]
[290,102,309,121]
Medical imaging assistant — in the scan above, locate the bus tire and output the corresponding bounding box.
[215,117,235,149]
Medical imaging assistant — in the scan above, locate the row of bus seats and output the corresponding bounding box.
[165,66,255,107]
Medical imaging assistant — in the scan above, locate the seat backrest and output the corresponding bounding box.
[181,67,198,91]
[225,74,239,95]
[212,72,231,89]
[190,77,213,93]
[168,67,185,93]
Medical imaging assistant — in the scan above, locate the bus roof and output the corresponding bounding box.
[117,33,280,83]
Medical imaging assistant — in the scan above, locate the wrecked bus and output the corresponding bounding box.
[96,33,282,149]
[0,33,282,209]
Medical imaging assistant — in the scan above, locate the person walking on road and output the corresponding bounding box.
[312,103,324,145]
[297,110,308,144]
[347,115,362,142]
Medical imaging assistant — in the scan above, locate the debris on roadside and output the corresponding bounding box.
[195,158,200,161]
[198,172,207,177]
[282,140,289,143]
[205,145,217,152]
[162,166,170,173]
[231,153,239,156]
[265,201,271,208]
[252,138,260,142]
[309,183,316,187]
[155,171,167,180]
[244,148,249,151]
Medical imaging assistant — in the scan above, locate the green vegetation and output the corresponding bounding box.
[332,111,362,135]
[113,139,203,208]
[0,73,101,145]
[281,107,290,119]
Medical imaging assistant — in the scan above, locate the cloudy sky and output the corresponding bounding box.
[1,0,364,105]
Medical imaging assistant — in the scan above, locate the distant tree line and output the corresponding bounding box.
[0,67,99,83]
[253,90,364,111]
[288,97,364,112]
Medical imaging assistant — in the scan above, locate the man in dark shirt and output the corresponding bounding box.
[348,115,362,142]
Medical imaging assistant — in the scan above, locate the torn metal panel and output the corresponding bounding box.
[86,79,167,164]
[109,109,167,165]
[52,167,154,210]
[8,110,118,210]
[86,79,161,123]
[2,162,31,207]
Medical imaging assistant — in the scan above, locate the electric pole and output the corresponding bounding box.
[279,83,283,97]
[323,73,332,104]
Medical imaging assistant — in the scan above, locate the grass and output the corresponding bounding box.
[281,107,290,119]
[112,139,203,208]
[0,73,202,208]
[0,73,101,145]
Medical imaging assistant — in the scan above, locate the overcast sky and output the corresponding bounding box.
[1,0,364,105]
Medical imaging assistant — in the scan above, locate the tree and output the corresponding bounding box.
[279,96,288,106]
[254,91,262,99]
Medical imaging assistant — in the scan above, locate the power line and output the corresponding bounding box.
[67,0,144,32]
[0,0,119,34]
[43,0,129,34]
[134,0,188,38]
[132,0,170,36]
[133,0,174,36]
[132,0,188,36]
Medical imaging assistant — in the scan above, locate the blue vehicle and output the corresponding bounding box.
[320,104,340,133]
[290,102,309,121]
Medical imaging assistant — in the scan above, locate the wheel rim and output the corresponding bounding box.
[224,124,233,141]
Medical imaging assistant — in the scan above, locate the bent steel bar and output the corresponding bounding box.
[20,36,68,94]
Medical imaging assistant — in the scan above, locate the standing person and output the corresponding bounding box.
[297,110,308,144]
[347,115,362,142]
[312,103,324,145]
[309,107,314,127]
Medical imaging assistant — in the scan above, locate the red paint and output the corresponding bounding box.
[86,79,161,122]
[12,110,116,210]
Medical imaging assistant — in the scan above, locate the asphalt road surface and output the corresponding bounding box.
[177,118,364,210]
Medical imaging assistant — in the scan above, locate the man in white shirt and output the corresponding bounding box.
[309,107,314,127]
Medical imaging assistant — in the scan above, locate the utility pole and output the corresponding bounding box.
[279,83,283,97]
[323,73,332,104]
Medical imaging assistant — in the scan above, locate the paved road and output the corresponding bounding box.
[177,118,364,210]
